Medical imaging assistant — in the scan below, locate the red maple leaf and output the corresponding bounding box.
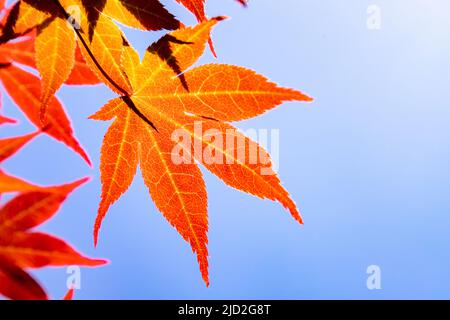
[0,177,107,300]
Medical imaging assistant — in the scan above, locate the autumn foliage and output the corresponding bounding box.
[0,0,312,297]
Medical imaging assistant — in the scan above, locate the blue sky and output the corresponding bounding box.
[1,0,450,299]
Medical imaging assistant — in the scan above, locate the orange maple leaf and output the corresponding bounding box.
[90,18,312,285]
[0,177,107,300]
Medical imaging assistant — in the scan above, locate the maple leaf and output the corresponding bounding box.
[0,177,107,300]
[90,19,312,285]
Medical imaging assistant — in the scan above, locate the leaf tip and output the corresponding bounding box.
[93,230,99,248]
[202,271,210,288]
[63,288,74,300]
[92,258,109,266]
[237,0,248,7]
[81,152,93,167]
[93,214,104,248]
[304,95,314,103]
[212,16,229,22]
[290,89,314,103]
[0,115,17,125]
[296,214,304,225]
[72,176,91,189]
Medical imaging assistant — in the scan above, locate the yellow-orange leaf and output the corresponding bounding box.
[139,119,209,285]
[135,17,224,93]
[66,1,132,95]
[0,0,51,42]
[90,98,209,284]
[138,64,312,122]
[1,0,132,94]
[91,19,312,285]
[36,16,76,121]
[120,37,140,88]
[91,100,141,245]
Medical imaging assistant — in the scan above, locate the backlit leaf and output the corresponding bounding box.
[0,177,106,300]
[36,16,76,120]
[91,19,312,285]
